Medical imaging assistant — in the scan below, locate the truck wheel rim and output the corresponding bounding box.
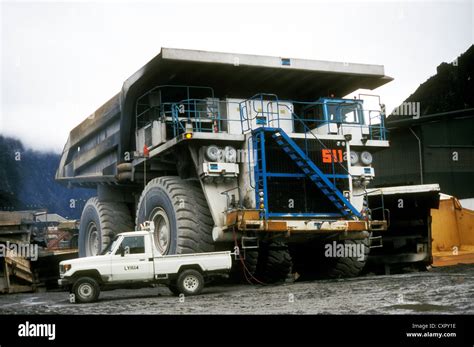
[183,275,199,292]
[79,283,93,298]
[150,208,170,254]
[86,222,100,256]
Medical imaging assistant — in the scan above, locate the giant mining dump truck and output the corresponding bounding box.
[56,48,439,282]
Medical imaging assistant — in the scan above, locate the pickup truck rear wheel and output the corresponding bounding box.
[72,277,100,303]
[135,177,214,255]
[79,197,133,257]
[176,269,204,295]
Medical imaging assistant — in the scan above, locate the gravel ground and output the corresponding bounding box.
[0,264,472,315]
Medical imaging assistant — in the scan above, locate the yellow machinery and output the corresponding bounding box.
[431,194,474,266]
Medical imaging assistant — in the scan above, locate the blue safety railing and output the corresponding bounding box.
[136,88,387,142]
[164,98,222,137]
[135,85,220,137]
[239,94,387,141]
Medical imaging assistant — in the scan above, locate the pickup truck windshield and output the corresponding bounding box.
[100,236,120,255]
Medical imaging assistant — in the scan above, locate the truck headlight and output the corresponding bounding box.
[224,146,237,163]
[360,151,373,165]
[350,151,359,165]
[60,264,71,274]
[206,145,221,162]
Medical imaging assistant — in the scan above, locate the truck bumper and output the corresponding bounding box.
[58,278,71,287]
[215,209,388,242]
[223,209,387,234]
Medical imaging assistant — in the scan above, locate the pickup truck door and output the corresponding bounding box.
[110,235,154,281]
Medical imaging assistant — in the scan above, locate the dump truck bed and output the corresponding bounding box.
[366,184,440,267]
[56,48,393,187]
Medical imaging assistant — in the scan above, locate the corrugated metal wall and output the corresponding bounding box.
[372,115,474,199]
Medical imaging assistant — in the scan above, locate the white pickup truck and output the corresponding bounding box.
[58,223,232,303]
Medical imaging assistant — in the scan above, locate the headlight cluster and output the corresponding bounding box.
[349,151,372,166]
[205,145,237,163]
[60,264,71,274]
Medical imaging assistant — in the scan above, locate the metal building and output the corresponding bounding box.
[372,108,474,200]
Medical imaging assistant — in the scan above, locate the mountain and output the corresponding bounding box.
[389,44,474,119]
[0,135,94,219]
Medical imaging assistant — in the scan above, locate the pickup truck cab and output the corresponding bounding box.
[58,222,232,303]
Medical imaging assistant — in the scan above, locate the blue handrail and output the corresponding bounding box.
[136,90,387,147]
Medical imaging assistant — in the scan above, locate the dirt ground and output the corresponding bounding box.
[0,264,472,315]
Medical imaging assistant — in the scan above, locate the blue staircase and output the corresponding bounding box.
[252,127,361,219]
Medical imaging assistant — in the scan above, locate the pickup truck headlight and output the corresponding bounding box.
[60,264,71,274]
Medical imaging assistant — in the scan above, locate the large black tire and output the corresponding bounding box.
[242,249,259,276]
[78,197,133,257]
[72,277,100,303]
[135,177,214,255]
[176,269,204,296]
[322,237,370,278]
[256,240,292,283]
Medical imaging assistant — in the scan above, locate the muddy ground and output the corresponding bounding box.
[0,264,472,315]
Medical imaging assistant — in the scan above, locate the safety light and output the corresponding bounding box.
[184,133,193,139]
[259,203,265,209]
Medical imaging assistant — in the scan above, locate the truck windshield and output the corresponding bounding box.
[100,236,120,255]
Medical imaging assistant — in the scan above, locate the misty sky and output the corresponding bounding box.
[1,0,473,152]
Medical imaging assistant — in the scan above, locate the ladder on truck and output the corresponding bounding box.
[243,94,362,220]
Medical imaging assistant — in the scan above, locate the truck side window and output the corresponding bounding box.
[327,104,338,122]
[303,105,324,129]
[116,236,145,255]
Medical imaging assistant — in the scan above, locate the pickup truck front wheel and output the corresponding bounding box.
[176,269,204,296]
[72,277,100,303]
